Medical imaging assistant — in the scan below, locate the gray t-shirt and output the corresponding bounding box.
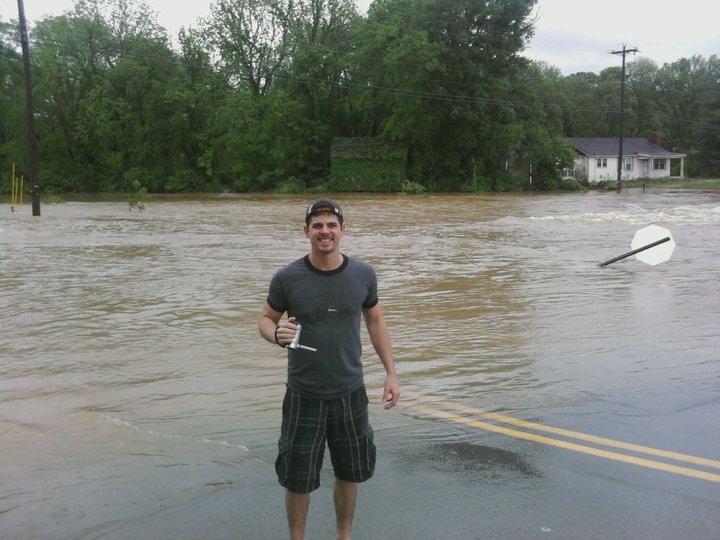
[267,254,378,399]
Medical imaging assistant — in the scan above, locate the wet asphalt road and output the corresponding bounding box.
[98,398,720,540]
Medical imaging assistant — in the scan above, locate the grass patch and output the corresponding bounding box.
[681,179,720,189]
[622,178,720,189]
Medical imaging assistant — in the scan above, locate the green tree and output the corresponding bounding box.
[0,20,26,190]
[655,55,720,176]
[692,55,720,176]
[558,72,600,136]
[173,27,230,190]
[30,0,195,192]
[276,0,361,184]
[204,0,295,97]
[510,62,576,190]
[624,57,663,137]
[201,0,361,188]
[199,0,295,189]
[7,0,717,194]
[352,0,538,191]
[31,13,114,190]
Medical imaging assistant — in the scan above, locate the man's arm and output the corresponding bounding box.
[259,302,286,346]
[363,304,400,409]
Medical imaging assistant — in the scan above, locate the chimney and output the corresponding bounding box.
[649,132,662,146]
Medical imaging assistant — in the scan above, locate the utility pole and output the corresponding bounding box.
[610,44,638,193]
[17,0,41,216]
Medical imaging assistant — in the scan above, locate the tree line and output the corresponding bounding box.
[1,0,718,194]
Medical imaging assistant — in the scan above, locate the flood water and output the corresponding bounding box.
[1,190,719,539]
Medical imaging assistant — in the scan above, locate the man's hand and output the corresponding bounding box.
[383,375,400,409]
[274,316,298,347]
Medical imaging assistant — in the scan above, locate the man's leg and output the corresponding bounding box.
[334,478,357,540]
[286,489,311,540]
[277,389,327,539]
[328,387,376,540]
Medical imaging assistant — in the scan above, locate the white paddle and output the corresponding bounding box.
[600,225,676,267]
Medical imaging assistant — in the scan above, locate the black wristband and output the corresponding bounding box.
[274,325,286,348]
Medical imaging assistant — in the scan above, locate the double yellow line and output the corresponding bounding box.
[402,399,720,483]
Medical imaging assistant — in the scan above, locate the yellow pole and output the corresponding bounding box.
[20,175,24,206]
[11,164,16,208]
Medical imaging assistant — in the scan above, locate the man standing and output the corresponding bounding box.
[259,198,400,540]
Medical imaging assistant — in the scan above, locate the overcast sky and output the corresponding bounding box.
[1,0,718,74]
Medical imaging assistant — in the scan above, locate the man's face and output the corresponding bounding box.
[304,213,345,255]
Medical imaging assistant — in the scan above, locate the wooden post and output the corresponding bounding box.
[611,45,638,193]
[17,0,41,216]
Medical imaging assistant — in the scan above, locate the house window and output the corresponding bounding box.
[596,158,608,168]
[623,158,633,171]
[653,159,666,170]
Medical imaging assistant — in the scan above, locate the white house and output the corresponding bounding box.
[566,137,686,183]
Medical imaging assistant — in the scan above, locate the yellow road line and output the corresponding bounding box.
[433,400,720,470]
[404,402,720,483]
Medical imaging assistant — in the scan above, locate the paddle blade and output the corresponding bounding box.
[631,225,675,266]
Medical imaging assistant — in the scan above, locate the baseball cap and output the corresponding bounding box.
[305,198,343,224]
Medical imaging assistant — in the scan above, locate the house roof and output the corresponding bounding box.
[568,137,686,158]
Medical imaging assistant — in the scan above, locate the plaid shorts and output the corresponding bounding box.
[275,385,376,494]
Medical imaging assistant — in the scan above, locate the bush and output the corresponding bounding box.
[558,177,584,191]
[275,177,306,194]
[401,180,426,194]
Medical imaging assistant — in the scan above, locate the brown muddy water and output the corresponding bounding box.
[1,191,719,539]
